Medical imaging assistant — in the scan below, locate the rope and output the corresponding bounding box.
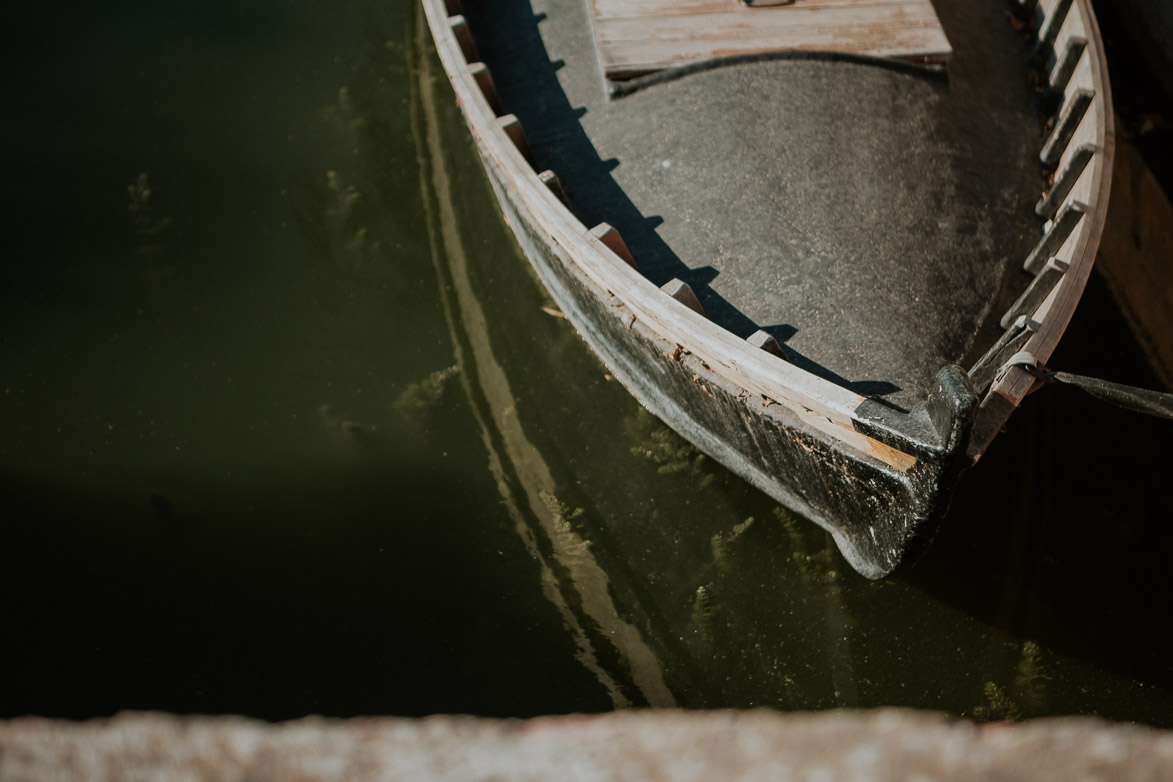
[1004,352,1173,421]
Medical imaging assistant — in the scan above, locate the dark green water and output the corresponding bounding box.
[3,1,1172,724]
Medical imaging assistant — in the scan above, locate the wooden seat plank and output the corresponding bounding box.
[588,0,952,78]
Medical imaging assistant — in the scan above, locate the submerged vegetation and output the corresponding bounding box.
[625,408,715,484]
[711,516,755,564]
[974,681,1023,722]
[297,167,388,287]
[393,364,462,421]
[773,506,840,587]
[317,402,379,440]
[127,172,171,256]
[971,640,1051,722]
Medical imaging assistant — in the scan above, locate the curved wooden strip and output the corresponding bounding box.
[989,0,1114,413]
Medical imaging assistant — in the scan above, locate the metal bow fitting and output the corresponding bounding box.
[1005,351,1173,421]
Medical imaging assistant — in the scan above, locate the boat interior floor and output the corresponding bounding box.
[459,0,1047,412]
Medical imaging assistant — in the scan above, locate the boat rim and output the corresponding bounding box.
[420,0,1114,466]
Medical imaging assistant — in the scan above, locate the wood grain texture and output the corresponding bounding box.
[586,0,952,78]
[984,0,1113,418]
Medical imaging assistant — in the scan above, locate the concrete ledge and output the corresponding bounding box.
[3,709,1172,781]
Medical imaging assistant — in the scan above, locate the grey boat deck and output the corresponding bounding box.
[461,0,1045,411]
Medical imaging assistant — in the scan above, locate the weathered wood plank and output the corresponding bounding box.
[591,0,925,19]
[587,0,951,78]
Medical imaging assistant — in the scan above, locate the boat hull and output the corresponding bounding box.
[421,0,1113,578]
[485,161,971,579]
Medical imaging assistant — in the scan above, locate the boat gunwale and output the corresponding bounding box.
[421,0,932,472]
[983,0,1114,417]
[421,0,1113,468]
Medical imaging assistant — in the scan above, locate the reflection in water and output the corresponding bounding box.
[412,16,674,707]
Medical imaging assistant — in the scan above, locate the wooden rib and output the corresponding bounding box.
[1001,258,1070,329]
[660,279,706,316]
[1059,46,1093,112]
[1023,201,1086,275]
[992,0,1113,412]
[496,115,534,165]
[538,170,568,206]
[1047,36,1086,99]
[468,62,503,115]
[747,330,790,361]
[1041,89,1094,166]
[442,0,462,14]
[589,223,639,270]
[1045,0,1081,74]
[1046,0,1090,118]
[448,15,477,63]
[1046,34,1098,208]
[1036,144,1095,219]
[1032,0,1074,61]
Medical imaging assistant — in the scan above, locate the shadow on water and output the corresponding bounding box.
[0,457,613,720]
[907,274,1173,718]
[909,0,1173,722]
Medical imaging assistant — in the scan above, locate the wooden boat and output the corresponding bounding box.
[420,0,1113,578]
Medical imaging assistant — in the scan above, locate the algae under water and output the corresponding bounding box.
[1,0,1171,725]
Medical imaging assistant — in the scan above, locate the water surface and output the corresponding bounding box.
[2,0,1171,725]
